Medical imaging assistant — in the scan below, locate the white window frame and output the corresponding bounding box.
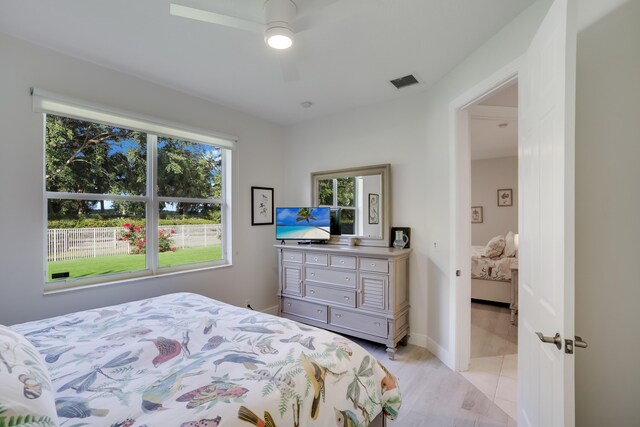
[34,88,237,292]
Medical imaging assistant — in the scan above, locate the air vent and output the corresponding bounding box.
[390,74,419,89]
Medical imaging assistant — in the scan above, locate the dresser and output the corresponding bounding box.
[276,244,411,359]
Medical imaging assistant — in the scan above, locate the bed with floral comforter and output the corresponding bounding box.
[10,292,400,427]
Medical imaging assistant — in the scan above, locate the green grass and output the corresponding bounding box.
[48,245,222,280]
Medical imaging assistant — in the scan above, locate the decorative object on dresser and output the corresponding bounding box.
[276,244,411,359]
[390,227,411,249]
[311,164,390,247]
[251,186,274,225]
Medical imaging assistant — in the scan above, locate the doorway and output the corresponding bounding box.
[459,82,519,420]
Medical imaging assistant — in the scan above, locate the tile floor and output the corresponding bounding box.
[461,302,518,421]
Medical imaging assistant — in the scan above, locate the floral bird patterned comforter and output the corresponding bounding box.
[10,293,401,426]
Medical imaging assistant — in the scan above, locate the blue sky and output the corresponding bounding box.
[276,207,330,226]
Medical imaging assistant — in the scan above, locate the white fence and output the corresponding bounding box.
[47,224,222,262]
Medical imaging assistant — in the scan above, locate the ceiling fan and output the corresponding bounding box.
[169,0,362,82]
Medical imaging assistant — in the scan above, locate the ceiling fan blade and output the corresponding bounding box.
[279,54,300,83]
[291,0,366,34]
[170,4,265,34]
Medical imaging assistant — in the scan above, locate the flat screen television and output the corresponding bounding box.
[276,207,331,241]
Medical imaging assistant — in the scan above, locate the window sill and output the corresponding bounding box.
[43,261,232,295]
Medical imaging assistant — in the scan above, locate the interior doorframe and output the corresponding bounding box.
[449,58,521,372]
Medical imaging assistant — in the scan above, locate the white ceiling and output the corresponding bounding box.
[0,0,534,125]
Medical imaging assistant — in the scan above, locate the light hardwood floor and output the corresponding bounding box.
[356,338,517,427]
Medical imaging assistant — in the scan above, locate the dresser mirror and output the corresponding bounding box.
[311,164,390,247]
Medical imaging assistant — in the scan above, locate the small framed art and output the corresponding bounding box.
[497,189,513,206]
[251,186,274,225]
[368,193,380,224]
[471,206,483,223]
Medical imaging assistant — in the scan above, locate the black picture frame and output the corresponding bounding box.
[251,186,274,225]
[390,227,411,249]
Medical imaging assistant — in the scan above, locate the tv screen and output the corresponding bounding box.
[276,207,331,240]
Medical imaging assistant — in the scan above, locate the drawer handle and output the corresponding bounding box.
[374,322,381,327]
[311,273,316,277]
[309,289,315,294]
[370,263,376,267]
[345,277,350,281]
[286,303,291,307]
[343,296,349,300]
[335,313,342,318]
[340,260,345,264]
[316,309,323,313]
[314,257,318,261]
[290,256,294,259]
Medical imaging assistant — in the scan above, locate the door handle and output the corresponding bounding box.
[565,335,588,354]
[536,332,562,350]
[574,336,588,348]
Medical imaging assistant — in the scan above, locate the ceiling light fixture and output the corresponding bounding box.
[265,26,294,49]
[264,0,296,50]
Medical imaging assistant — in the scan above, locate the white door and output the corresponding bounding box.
[518,0,577,426]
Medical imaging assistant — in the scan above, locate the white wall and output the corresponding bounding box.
[283,1,553,360]
[0,34,285,325]
[575,0,640,424]
[471,156,518,245]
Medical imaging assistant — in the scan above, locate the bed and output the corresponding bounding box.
[471,233,519,322]
[3,292,400,427]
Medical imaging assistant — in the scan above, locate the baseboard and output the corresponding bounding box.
[261,305,279,316]
[427,337,454,370]
[407,332,428,348]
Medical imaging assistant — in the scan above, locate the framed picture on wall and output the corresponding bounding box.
[368,193,380,224]
[471,206,483,223]
[497,189,513,206]
[251,186,274,225]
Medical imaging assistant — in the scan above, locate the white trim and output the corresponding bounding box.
[468,105,518,121]
[31,88,237,150]
[427,337,454,368]
[449,58,521,372]
[45,192,148,202]
[147,134,159,274]
[260,305,279,316]
[407,332,428,348]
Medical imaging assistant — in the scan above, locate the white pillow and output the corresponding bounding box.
[504,231,517,257]
[0,325,59,427]
[484,235,506,258]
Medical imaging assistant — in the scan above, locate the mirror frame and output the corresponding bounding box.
[311,164,390,247]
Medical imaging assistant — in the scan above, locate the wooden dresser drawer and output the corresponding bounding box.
[305,252,328,266]
[281,297,327,323]
[306,267,356,288]
[305,284,356,308]
[329,255,357,269]
[330,308,387,338]
[359,257,389,273]
[282,250,303,264]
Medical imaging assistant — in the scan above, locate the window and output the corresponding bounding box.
[318,177,357,235]
[35,89,235,291]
